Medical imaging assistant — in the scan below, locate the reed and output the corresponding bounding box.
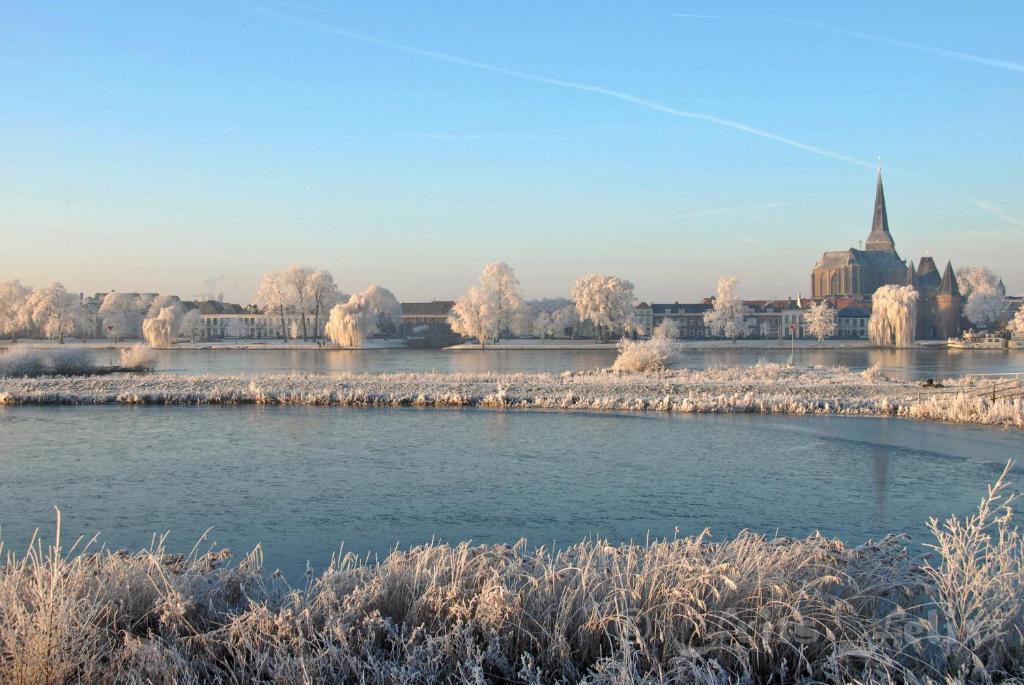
[1,468,1021,683]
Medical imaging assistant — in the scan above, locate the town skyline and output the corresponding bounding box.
[2,2,1021,302]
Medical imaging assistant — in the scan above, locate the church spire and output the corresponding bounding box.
[865,167,895,251]
[905,259,917,287]
[938,260,960,297]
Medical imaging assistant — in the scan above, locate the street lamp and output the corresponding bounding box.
[789,323,797,366]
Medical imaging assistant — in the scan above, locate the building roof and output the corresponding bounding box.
[815,246,905,271]
[838,305,870,318]
[400,301,455,317]
[195,300,244,315]
[865,170,895,251]
[938,261,961,297]
[650,302,710,314]
[917,257,941,290]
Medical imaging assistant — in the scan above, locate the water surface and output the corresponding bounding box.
[1,405,1018,579]
[82,346,1024,380]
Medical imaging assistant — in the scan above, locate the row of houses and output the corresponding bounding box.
[634,298,871,340]
[184,297,871,343]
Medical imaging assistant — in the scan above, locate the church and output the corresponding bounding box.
[811,172,963,339]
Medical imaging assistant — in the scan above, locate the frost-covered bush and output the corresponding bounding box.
[0,345,95,377]
[0,345,44,377]
[44,347,94,375]
[119,344,154,371]
[0,470,1021,683]
[611,337,677,372]
[652,318,679,340]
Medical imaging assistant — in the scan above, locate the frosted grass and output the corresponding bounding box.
[0,362,1020,428]
[1,469,1021,683]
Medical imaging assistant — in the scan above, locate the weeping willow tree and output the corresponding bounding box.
[869,285,919,347]
[141,306,181,348]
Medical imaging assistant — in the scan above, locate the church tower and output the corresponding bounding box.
[935,261,963,339]
[865,170,896,252]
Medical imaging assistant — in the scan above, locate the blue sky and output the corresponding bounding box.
[1,1,1021,303]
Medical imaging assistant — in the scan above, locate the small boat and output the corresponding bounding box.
[947,332,1008,350]
[1009,338,1024,350]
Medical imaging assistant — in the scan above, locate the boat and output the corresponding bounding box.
[1009,338,1024,350]
[947,332,1009,350]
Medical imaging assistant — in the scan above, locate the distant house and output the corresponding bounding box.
[650,302,712,339]
[633,303,653,337]
[838,305,870,339]
[399,301,458,347]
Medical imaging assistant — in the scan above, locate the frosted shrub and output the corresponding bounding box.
[119,344,154,371]
[612,337,677,372]
[45,347,94,375]
[652,318,679,340]
[0,345,44,377]
[0,345,95,377]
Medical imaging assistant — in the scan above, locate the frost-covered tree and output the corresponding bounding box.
[146,294,182,319]
[142,307,179,348]
[325,286,402,348]
[964,291,1007,329]
[804,301,838,342]
[652,318,680,340]
[703,277,750,341]
[956,266,1006,329]
[255,266,332,340]
[570,274,635,341]
[869,285,919,348]
[99,292,144,342]
[0,279,32,340]
[955,266,1005,300]
[254,271,291,341]
[224,317,249,339]
[306,270,340,341]
[479,262,524,338]
[282,265,314,340]
[448,286,496,348]
[529,298,578,338]
[24,282,84,343]
[178,309,202,343]
[449,263,524,346]
[1008,307,1024,337]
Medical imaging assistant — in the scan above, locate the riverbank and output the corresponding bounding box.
[1,471,1020,683]
[447,338,887,350]
[0,339,408,351]
[1,363,1020,428]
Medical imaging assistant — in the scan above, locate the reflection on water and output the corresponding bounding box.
[871,447,889,512]
[81,346,1024,380]
[1,406,1018,580]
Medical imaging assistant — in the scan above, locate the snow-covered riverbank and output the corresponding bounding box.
[445,338,882,350]
[1,363,1020,428]
[0,339,408,351]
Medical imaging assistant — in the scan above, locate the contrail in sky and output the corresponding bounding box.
[672,13,1024,74]
[266,12,874,169]
[971,199,1024,227]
